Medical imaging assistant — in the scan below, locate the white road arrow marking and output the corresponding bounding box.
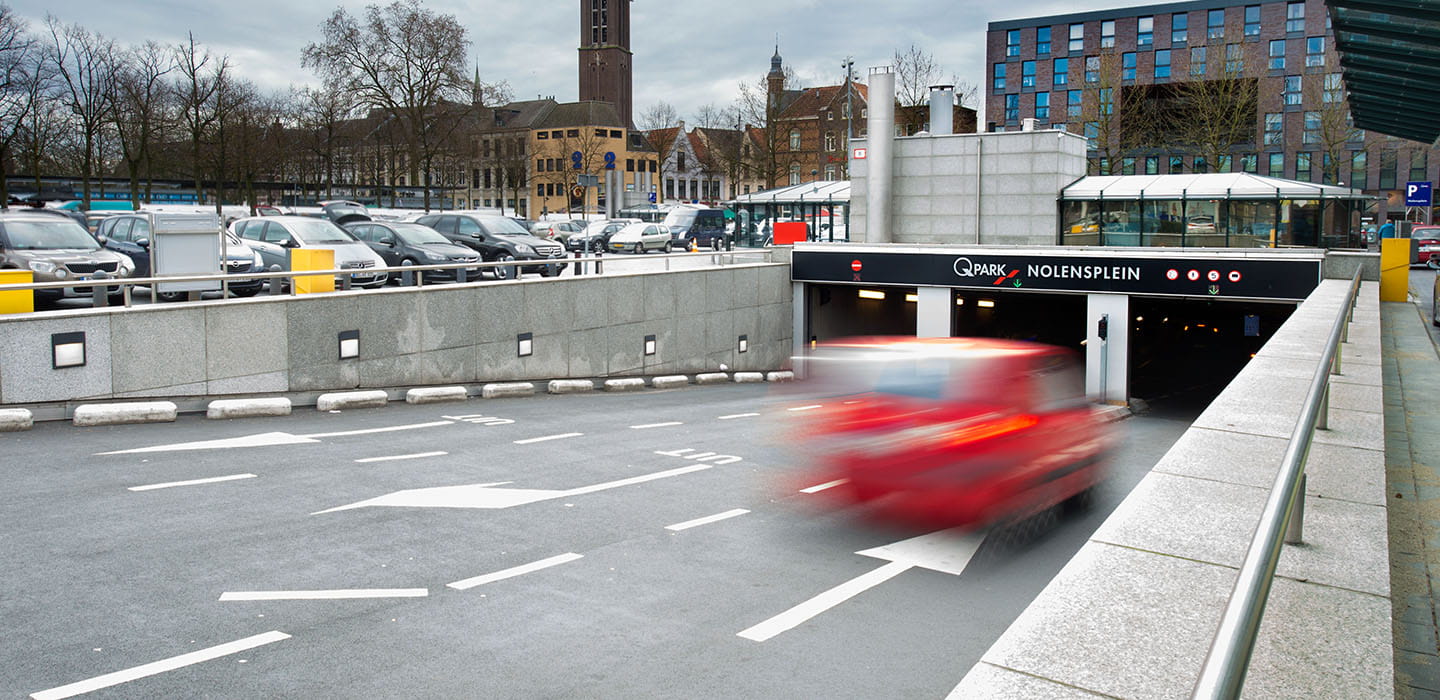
[30,631,290,700]
[737,528,985,642]
[128,474,257,491]
[312,464,712,515]
[100,432,320,455]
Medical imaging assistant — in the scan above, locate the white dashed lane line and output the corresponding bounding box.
[353,451,448,464]
[630,422,683,429]
[219,589,427,601]
[30,631,291,700]
[447,553,584,590]
[787,405,823,412]
[127,474,257,492]
[800,479,849,494]
[299,420,455,439]
[717,413,761,420]
[665,508,751,532]
[512,433,584,445]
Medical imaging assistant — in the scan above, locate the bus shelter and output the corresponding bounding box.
[728,181,851,247]
[1059,173,1371,249]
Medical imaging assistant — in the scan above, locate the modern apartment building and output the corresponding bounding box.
[986,0,1436,221]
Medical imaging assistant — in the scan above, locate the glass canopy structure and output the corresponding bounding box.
[1326,0,1440,145]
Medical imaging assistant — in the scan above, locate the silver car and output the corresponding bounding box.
[0,211,135,300]
[608,223,673,254]
[231,215,389,288]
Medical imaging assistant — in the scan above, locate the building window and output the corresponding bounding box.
[1350,151,1367,188]
[1268,152,1285,177]
[551,130,563,138]
[1172,13,1188,43]
[1225,43,1243,74]
[1244,5,1261,36]
[1007,29,1021,57]
[1264,112,1284,145]
[1286,2,1305,32]
[1269,40,1286,70]
[1068,89,1082,117]
[1145,155,1159,174]
[1035,91,1050,119]
[484,168,492,188]
[536,184,544,196]
[1297,152,1313,182]
[1069,23,1084,52]
[1191,46,1207,76]
[1021,60,1036,87]
[1379,151,1397,189]
[1241,153,1258,173]
[594,128,606,137]
[1005,93,1020,121]
[1208,9,1225,40]
[1169,155,1184,173]
[789,130,801,150]
[1101,20,1115,49]
[535,132,548,141]
[1138,16,1153,46]
[1085,56,1099,83]
[1194,156,1208,173]
[566,129,579,137]
[1306,37,1324,67]
[1302,111,1320,144]
[1037,27,1051,55]
[1098,88,1113,116]
[1284,75,1302,105]
[1084,121,1099,148]
[1323,72,1343,102]
[1411,151,1428,182]
[993,63,1006,90]
[824,165,835,180]
[1121,157,1136,175]
[1122,52,1136,81]
[677,152,687,171]
[824,131,836,150]
[788,164,800,186]
[1054,58,1069,85]
[1154,50,1171,79]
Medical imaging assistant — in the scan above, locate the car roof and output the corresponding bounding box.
[0,210,85,223]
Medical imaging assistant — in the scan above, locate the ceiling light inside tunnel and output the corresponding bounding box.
[858,289,886,300]
[1135,316,1144,322]
[904,293,918,303]
[955,298,965,306]
[977,299,996,308]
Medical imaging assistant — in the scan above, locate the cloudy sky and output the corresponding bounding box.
[6,0,1126,123]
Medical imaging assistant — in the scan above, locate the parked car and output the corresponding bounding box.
[789,337,1115,530]
[231,215,388,289]
[608,222,673,254]
[1410,225,1440,265]
[342,220,482,283]
[412,212,567,279]
[566,218,638,253]
[95,214,266,300]
[663,206,727,250]
[532,219,585,244]
[0,210,135,301]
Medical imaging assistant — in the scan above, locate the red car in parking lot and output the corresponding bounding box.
[790,337,1115,530]
[1412,225,1440,266]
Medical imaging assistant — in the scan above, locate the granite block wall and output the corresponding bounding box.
[0,263,793,406]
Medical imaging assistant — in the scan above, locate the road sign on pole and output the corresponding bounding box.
[1406,181,1432,207]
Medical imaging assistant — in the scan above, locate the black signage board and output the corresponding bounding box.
[792,250,1321,301]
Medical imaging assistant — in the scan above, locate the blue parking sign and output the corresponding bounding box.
[1406,181,1432,207]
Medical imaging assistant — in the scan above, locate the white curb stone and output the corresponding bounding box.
[604,378,646,392]
[405,386,469,404]
[548,379,595,394]
[483,382,536,399]
[733,372,765,383]
[652,375,690,389]
[74,401,178,427]
[0,408,33,431]
[315,390,389,411]
[766,371,795,382]
[206,398,291,420]
[695,372,730,385]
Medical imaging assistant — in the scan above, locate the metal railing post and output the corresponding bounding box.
[90,272,108,307]
[1316,382,1329,431]
[1284,474,1306,545]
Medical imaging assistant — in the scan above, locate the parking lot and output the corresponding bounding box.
[5,384,1190,698]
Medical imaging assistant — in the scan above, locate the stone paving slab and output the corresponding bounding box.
[1153,427,1385,507]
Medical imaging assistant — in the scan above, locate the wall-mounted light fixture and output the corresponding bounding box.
[517,332,533,357]
[857,289,885,300]
[977,299,996,308]
[51,331,86,369]
[955,298,965,306]
[738,334,748,353]
[904,293,918,303]
[338,330,360,359]
[643,334,657,356]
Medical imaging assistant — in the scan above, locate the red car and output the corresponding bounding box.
[790,337,1114,530]
[1411,226,1440,265]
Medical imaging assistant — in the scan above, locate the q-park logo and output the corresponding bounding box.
[953,256,1018,285]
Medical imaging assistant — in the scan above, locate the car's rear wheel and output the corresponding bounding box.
[634,242,644,254]
[156,290,185,303]
[497,254,517,280]
[663,241,673,254]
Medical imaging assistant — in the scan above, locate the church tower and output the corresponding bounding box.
[578,0,633,127]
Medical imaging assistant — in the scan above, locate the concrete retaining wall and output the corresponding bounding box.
[0,263,793,408]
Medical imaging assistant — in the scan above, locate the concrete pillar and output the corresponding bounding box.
[915,287,952,338]
[792,282,808,376]
[1086,293,1129,404]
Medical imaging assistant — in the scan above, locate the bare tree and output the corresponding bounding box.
[734,76,793,188]
[1307,56,1363,186]
[639,101,679,202]
[297,85,354,201]
[692,102,730,130]
[1076,49,1151,174]
[111,41,172,208]
[0,5,40,205]
[44,16,116,207]
[303,0,477,211]
[1161,43,1258,173]
[893,43,978,109]
[173,32,227,206]
[493,133,527,216]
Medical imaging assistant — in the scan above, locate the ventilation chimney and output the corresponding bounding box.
[1022,118,1037,132]
[866,66,895,244]
[928,85,954,136]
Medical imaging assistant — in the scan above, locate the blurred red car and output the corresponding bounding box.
[790,337,1114,530]
[1412,226,1440,265]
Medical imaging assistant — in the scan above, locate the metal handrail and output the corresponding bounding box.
[0,248,777,303]
[1191,265,1364,699]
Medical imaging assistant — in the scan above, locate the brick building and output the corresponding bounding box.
[986,0,1438,221]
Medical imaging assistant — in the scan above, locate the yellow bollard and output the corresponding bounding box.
[1380,238,1411,302]
[291,248,335,294]
[0,270,34,314]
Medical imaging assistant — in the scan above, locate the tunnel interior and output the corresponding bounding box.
[807,284,919,342]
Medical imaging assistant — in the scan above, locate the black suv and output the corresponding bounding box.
[413,213,566,279]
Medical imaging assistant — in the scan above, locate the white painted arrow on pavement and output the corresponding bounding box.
[312,464,714,515]
[737,528,985,642]
[98,421,457,455]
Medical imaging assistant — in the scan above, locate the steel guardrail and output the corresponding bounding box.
[1191,265,1364,699]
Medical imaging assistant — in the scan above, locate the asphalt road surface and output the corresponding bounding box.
[4,384,1190,699]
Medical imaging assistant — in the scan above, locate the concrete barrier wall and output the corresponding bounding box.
[0,263,793,406]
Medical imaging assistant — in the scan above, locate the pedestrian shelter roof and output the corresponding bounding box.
[1059,173,1367,201]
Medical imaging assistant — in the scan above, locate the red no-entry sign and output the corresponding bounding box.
[851,260,863,272]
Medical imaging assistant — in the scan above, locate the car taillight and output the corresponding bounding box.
[942,414,1039,447]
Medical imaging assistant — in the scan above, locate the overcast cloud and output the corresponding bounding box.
[5,0,1127,123]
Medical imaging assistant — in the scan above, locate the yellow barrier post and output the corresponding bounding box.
[0,270,34,314]
[1380,238,1411,302]
[290,249,335,295]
